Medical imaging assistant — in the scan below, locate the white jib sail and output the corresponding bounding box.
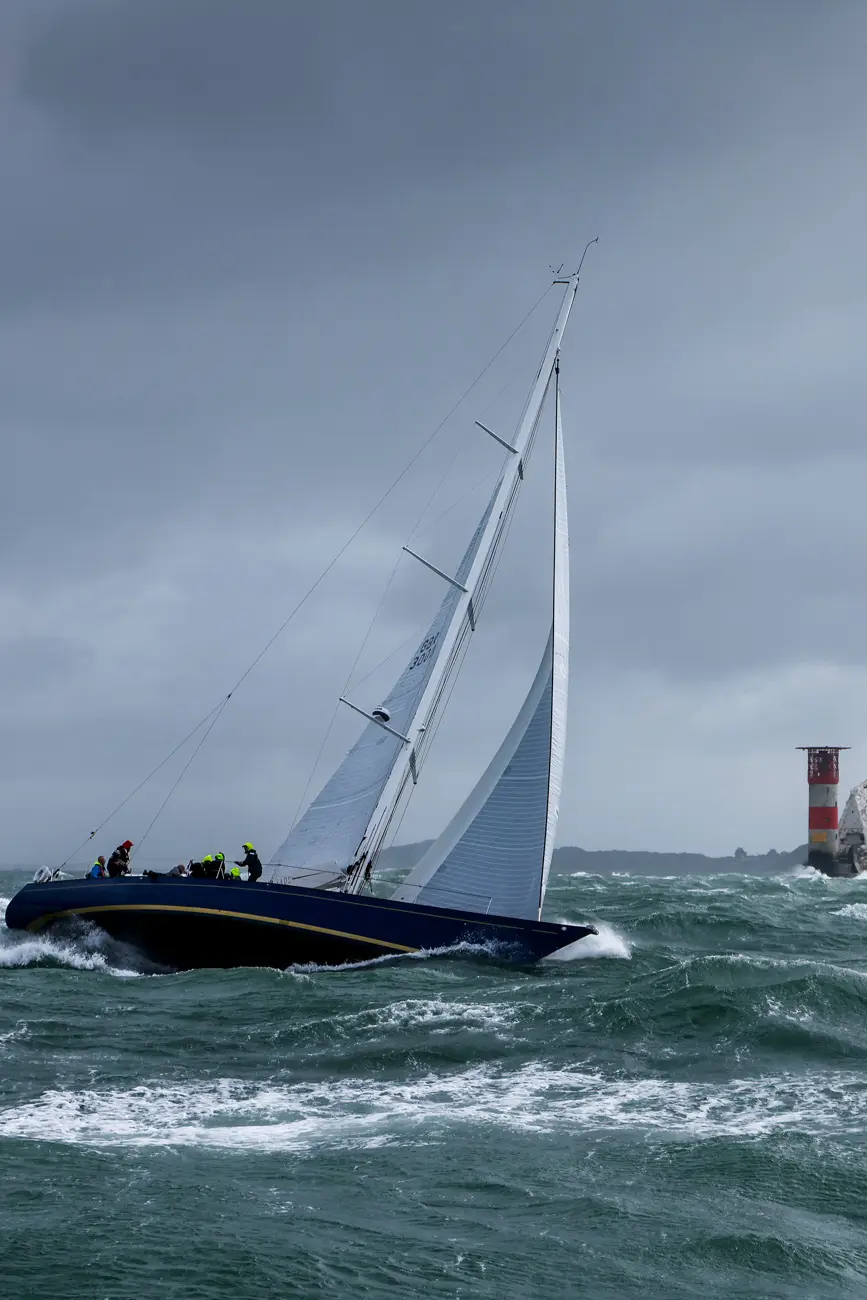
[392,376,569,920]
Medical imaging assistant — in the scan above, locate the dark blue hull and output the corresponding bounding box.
[3,876,595,969]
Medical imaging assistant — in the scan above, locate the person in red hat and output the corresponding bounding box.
[107,840,134,877]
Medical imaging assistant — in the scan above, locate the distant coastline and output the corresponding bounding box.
[378,842,809,876]
[0,843,809,876]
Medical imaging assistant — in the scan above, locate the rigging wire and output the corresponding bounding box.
[325,463,502,704]
[311,256,596,884]
[279,383,514,853]
[405,465,499,552]
[315,377,534,866]
[58,699,228,868]
[211,279,557,708]
[343,464,503,700]
[278,286,548,847]
[133,700,232,861]
[58,280,556,863]
[238,282,557,863]
[408,344,527,545]
[407,435,472,548]
[367,377,557,880]
[276,548,407,856]
[349,626,425,692]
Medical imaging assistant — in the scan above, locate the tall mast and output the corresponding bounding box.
[537,357,569,917]
[391,346,571,919]
[344,267,586,892]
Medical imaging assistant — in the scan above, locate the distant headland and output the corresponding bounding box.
[0,844,809,877]
[380,843,808,876]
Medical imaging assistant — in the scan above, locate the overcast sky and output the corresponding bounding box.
[2,0,867,865]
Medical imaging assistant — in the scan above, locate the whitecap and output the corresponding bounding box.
[334,997,520,1038]
[546,922,631,962]
[0,1023,29,1048]
[3,1064,867,1151]
[0,898,142,977]
[783,864,824,881]
[282,939,505,975]
[835,902,867,919]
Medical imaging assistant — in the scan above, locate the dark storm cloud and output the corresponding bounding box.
[1,0,867,860]
[5,0,838,306]
[22,0,315,132]
[19,0,678,159]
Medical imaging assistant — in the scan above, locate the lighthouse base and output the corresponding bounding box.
[808,847,867,878]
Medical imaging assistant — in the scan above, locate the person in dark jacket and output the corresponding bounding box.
[107,841,133,877]
[236,843,262,882]
[143,863,188,880]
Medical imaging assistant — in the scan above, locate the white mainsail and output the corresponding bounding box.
[392,375,569,920]
[270,270,582,899]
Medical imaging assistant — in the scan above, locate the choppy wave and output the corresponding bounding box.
[0,895,143,975]
[5,1062,865,1151]
[836,902,867,919]
[546,920,632,960]
[331,995,522,1039]
[5,867,867,1297]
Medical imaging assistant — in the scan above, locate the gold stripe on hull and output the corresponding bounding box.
[26,902,417,952]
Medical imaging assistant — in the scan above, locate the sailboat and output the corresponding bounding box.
[5,266,597,968]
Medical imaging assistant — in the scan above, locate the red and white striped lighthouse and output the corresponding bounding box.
[797,747,849,867]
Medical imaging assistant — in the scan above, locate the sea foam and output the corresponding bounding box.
[546,922,632,961]
[1,1064,864,1152]
[0,897,141,976]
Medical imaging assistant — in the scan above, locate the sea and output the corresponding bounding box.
[3,865,867,1300]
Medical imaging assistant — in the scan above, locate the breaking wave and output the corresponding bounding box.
[546,921,632,961]
[5,868,867,1297]
[2,1063,864,1152]
[0,895,144,976]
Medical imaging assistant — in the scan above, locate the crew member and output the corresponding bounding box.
[202,855,216,878]
[236,843,262,883]
[87,856,106,879]
[107,841,133,877]
[214,852,227,879]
